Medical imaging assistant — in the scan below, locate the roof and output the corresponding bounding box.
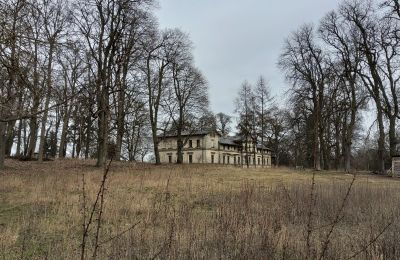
[219,136,272,151]
[257,144,272,151]
[219,137,240,146]
[158,129,220,138]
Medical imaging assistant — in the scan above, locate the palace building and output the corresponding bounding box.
[158,130,272,167]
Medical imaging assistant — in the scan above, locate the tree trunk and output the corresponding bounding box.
[377,107,386,174]
[388,115,397,158]
[84,112,91,159]
[0,122,6,169]
[152,130,160,164]
[16,120,23,158]
[5,121,15,156]
[38,42,55,162]
[115,69,125,161]
[343,142,351,173]
[59,103,73,158]
[26,110,38,158]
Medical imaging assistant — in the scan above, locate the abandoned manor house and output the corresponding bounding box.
[158,130,273,167]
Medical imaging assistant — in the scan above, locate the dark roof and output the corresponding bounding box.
[158,129,219,138]
[219,137,240,146]
[257,144,272,151]
[219,136,272,151]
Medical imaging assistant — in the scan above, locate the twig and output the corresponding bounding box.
[98,221,141,247]
[79,158,113,260]
[345,221,393,260]
[150,218,175,260]
[319,174,356,260]
[80,172,87,260]
[92,158,113,259]
[306,171,316,259]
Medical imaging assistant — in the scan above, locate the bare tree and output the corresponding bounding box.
[215,112,232,137]
[319,9,367,172]
[255,76,273,167]
[235,81,255,168]
[168,60,208,164]
[279,24,327,170]
[37,0,70,161]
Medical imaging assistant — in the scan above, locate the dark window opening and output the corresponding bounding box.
[189,154,193,163]
[211,154,214,163]
[197,139,200,148]
[168,155,172,163]
[189,140,192,148]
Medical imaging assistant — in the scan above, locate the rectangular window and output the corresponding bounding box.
[227,156,230,164]
[211,139,214,148]
[168,155,172,163]
[258,158,260,165]
[189,154,193,163]
[189,140,192,148]
[238,157,240,164]
[223,156,226,164]
[211,154,214,163]
[197,139,200,148]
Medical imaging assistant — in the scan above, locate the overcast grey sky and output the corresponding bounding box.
[156,0,342,115]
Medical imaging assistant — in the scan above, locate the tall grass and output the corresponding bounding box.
[1,159,400,259]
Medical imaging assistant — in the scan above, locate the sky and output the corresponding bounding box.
[155,0,342,115]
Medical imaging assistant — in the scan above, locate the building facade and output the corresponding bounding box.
[158,131,272,167]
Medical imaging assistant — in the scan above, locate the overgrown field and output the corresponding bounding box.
[1,159,400,259]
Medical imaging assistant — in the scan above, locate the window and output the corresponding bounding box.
[197,139,200,148]
[189,140,192,148]
[168,155,172,163]
[211,139,214,148]
[234,157,236,165]
[189,154,193,163]
[238,157,241,164]
[227,156,230,164]
[223,156,226,164]
[258,158,260,165]
[211,154,214,163]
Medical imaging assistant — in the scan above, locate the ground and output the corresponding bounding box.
[1,159,400,259]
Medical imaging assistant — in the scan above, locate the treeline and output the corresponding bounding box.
[224,0,400,173]
[0,0,210,168]
[1,0,399,173]
[277,0,400,173]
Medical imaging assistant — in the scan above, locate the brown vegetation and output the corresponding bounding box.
[1,160,400,259]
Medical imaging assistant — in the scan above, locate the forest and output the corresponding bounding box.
[1,0,400,174]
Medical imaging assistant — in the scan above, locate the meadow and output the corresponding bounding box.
[1,159,400,259]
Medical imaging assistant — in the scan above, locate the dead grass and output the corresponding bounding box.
[1,159,400,259]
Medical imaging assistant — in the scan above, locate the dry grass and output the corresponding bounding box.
[1,159,400,259]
